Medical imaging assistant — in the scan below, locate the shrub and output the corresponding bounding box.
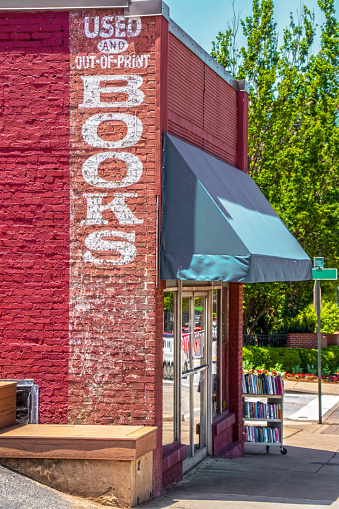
[284,305,316,333]
[322,346,339,372]
[282,301,339,334]
[242,345,339,374]
[299,349,318,370]
[320,302,339,334]
[243,347,254,367]
[276,348,302,372]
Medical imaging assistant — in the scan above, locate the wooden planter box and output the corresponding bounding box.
[0,424,157,508]
[0,382,17,429]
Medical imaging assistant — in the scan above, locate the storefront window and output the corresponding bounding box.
[212,286,228,419]
[163,291,175,445]
[212,289,219,419]
[162,282,228,457]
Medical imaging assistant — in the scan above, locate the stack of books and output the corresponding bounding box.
[242,372,284,395]
[243,401,282,419]
[245,425,281,444]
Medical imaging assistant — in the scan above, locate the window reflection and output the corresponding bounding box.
[163,291,175,446]
[212,289,220,419]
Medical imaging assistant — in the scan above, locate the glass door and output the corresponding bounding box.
[181,291,210,466]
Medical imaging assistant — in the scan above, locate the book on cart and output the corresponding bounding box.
[242,371,287,455]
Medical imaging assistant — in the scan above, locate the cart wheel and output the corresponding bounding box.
[280,447,287,455]
[266,445,269,454]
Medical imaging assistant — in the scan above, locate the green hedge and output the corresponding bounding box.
[243,346,339,374]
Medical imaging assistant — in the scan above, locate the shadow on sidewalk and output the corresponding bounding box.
[142,443,339,508]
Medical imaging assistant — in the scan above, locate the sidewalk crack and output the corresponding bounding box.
[284,429,302,439]
[315,451,336,473]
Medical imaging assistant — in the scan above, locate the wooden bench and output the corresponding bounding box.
[0,382,17,429]
[0,424,157,507]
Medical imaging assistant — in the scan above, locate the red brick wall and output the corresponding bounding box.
[167,34,237,166]
[162,441,186,490]
[212,411,235,456]
[227,283,244,451]
[68,10,163,492]
[325,333,339,346]
[287,333,327,349]
[0,11,70,423]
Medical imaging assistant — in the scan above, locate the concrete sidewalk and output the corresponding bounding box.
[284,379,339,396]
[142,382,339,509]
[0,382,338,509]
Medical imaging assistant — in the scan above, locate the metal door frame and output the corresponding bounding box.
[180,288,213,471]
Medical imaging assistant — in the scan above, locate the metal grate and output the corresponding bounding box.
[243,334,287,348]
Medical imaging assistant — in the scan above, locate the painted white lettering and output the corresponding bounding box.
[84,16,99,38]
[82,112,143,149]
[82,56,90,69]
[144,55,150,68]
[75,56,82,69]
[82,152,143,188]
[115,16,126,38]
[82,192,143,225]
[136,56,142,68]
[127,17,142,37]
[100,16,114,38]
[117,55,124,68]
[97,39,128,54]
[100,55,108,69]
[84,230,136,265]
[79,75,144,108]
[124,55,132,68]
[100,41,110,52]
[89,55,96,68]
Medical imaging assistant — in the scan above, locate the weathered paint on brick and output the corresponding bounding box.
[68,10,160,427]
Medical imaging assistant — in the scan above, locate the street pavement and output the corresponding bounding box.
[141,380,339,509]
[0,467,105,509]
[0,381,338,509]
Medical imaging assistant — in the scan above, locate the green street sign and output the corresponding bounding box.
[314,257,324,269]
[312,268,337,280]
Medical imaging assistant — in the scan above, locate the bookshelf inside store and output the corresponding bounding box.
[242,372,287,455]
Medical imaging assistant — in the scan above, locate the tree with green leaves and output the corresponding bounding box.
[212,0,339,334]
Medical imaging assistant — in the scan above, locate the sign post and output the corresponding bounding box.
[312,258,337,424]
[314,279,322,423]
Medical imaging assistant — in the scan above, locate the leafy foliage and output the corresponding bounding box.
[212,0,339,334]
[319,300,339,333]
[278,300,339,333]
[243,345,339,372]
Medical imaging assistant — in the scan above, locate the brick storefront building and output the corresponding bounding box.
[0,0,312,498]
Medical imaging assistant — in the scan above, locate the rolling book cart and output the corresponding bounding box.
[242,372,287,455]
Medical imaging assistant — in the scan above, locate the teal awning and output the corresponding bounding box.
[160,133,312,283]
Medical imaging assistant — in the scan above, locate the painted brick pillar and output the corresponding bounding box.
[68,10,163,493]
[227,282,244,447]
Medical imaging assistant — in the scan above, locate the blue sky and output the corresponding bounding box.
[165,0,338,54]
